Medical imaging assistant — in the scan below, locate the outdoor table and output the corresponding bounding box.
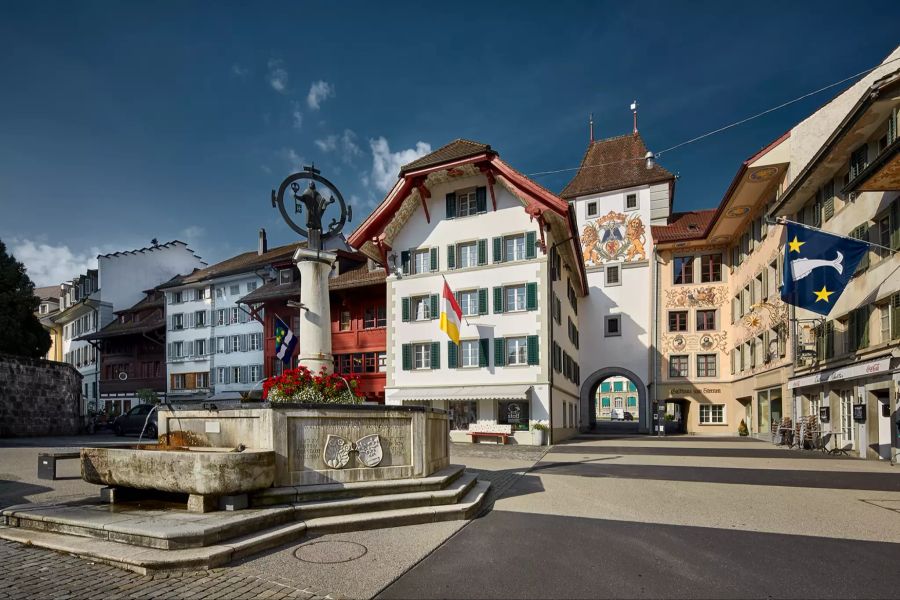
[828,432,850,455]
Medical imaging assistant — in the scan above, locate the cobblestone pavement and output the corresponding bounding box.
[0,539,338,600]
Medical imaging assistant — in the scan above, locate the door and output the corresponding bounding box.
[876,391,891,460]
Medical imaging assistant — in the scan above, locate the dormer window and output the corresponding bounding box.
[279,269,293,285]
[446,187,486,218]
[625,194,638,211]
[586,201,598,217]
[456,190,478,217]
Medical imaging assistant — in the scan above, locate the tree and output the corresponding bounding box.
[0,240,51,358]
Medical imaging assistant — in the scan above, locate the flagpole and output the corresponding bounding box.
[440,274,471,327]
[767,216,899,255]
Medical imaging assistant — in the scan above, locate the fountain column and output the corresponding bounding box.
[293,247,337,374]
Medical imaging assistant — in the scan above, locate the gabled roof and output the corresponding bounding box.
[77,292,165,341]
[158,242,302,289]
[560,133,674,199]
[651,210,718,243]
[33,285,60,301]
[400,139,495,175]
[97,239,205,265]
[237,259,385,305]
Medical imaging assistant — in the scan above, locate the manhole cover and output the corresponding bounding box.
[293,540,368,564]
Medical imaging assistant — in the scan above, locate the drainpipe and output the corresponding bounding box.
[651,248,663,436]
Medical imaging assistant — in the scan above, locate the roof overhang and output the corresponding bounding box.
[849,134,900,192]
[388,384,532,402]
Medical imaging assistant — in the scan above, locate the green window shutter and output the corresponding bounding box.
[526,335,539,365]
[479,338,489,367]
[430,341,440,369]
[446,193,456,219]
[402,344,411,371]
[823,196,834,221]
[891,200,900,251]
[526,282,538,311]
[493,237,503,263]
[401,251,410,275]
[852,225,869,272]
[430,294,439,320]
[401,297,410,322]
[494,337,506,367]
[447,340,458,369]
[430,247,439,272]
[478,288,488,315]
[825,321,835,358]
[447,245,456,270]
[892,294,900,340]
[859,306,869,349]
[477,239,487,265]
[526,231,537,259]
[476,186,487,213]
[493,287,504,313]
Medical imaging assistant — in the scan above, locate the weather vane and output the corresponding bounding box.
[271,164,352,250]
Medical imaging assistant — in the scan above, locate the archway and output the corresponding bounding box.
[580,367,650,434]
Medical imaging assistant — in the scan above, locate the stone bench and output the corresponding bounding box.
[37,450,81,480]
[466,424,514,444]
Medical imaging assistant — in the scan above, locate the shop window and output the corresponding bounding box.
[449,401,477,430]
[699,404,725,424]
[498,401,529,431]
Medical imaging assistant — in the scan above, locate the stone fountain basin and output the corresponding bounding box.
[80,446,276,496]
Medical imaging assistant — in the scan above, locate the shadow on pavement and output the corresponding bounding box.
[0,479,55,509]
[550,445,855,460]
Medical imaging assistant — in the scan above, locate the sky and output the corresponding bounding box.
[2,1,899,286]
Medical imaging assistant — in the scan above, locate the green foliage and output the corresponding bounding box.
[531,422,549,431]
[738,419,749,436]
[0,240,51,358]
[664,413,675,422]
[136,388,160,405]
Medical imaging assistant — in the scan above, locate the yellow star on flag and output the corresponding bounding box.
[814,285,834,303]
[788,236,805,253]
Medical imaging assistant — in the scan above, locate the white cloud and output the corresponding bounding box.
[267,59,288,93]
[315,135,338,152]
[279,147,304,172]
[231,63,248,78]
[9,240,100,287]
[307,80,334,110]
[368,137,431,193]
[291,101,303,130]
[315,130,362,163]
[260,165,272,174]
[179,226,206,241]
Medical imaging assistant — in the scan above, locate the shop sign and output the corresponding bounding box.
[787,357,891,390]
[663,386,722,397]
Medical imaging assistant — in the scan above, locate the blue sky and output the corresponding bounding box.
[2,1,899,286]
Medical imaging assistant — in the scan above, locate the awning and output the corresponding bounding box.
[787,356,892,390]
[388,385,532,402]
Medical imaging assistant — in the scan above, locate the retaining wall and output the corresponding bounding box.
[0,353,82,437]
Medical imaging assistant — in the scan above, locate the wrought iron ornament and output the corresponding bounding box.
[271,165,352,250]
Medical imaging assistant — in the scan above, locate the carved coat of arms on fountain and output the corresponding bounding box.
[582,211,647,267]
[323,434,384,469]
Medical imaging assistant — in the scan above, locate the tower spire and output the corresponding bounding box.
[589,113,594,143]
[631,101,638,135]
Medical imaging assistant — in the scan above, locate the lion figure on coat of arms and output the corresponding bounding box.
[624,215,647,262]
[581,224,602,265]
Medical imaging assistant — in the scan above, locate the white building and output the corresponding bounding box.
[348,139,588,444]
[561,131,675,433]
[159,235,299,401]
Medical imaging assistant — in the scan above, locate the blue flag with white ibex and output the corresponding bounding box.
[781,222,869,316]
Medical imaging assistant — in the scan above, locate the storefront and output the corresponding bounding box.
[656,383,737,435]
[788,356,896,459]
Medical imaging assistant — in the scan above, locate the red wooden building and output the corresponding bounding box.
[239,250,387,403]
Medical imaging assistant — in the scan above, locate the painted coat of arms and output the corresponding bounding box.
[582,211,647,266]
[323,434,384,469]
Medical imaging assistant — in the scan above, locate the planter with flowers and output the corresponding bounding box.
[262,366,365,405]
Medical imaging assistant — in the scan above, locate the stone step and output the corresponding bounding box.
[251,464,466,507]
[0,480,491,574]
[292,472,478,520]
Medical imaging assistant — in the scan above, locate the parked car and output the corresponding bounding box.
[610,408,625,421]
[113,404,158,438]
[623,411,634,421]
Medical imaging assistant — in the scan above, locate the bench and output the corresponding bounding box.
[37,450,82,480]
[466,431,511,444]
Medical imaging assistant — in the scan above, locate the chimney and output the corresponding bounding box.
[258,228,267,255]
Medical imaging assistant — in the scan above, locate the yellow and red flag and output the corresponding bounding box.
[439,280,462,345]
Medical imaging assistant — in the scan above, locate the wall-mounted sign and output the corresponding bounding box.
[663,386,723,397]
[852,404,866,423]
[819,406,830,422]
[788,357,891,390]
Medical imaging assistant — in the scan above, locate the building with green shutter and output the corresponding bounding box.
[594,376,640,421]
[348,139,589,444]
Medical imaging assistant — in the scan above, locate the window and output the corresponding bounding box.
[378,352,387,372]
[700,254,722,282]
[229,285,240,296]
[669,355,688,377]
[460,340,480,368]
[172,314,184,330]
[697,354,717,377]
[627,396,637,407]
[217,368,226,384]
[413,343,431,370]
[699,404,725,424]
[216,309,226,326]
[195,339,207,356]
[849,145,868,180]
[604,315,621,337]
[249,365,261,382]
[458,242,478,268]
[413,249,431,274]
[172,374,185,390]
[339,310,351,331]
[505,285,526,312]
[449,400,478,430]
[673,256,694,284]
[452,189,476,217]
[506,337,528,366]
[840,390,854,443]
[412,295,431,321]
[586,201,598,217]
[504,234,527,262]
[249,333,261,351]
[696,310,716,331]
[499,401,529,431]
[363,306,386,328]
[172,291,183,304]
[231,336,240,352]
[625,193,638,210]
[279,269,293,285]
[458,290,479,317]
[231,366,241,383]
[605,264,620,286]
[614,397,623,408]
[196,372,208,388]
[216,287,224,298]
[216,337,226,354]
[173,341,184,358]
[194,310,206,327]
[669,311,688,332]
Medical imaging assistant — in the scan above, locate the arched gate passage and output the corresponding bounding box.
[580,367,650,434]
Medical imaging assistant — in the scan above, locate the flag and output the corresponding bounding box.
[439,280,463,345]
[274,316,297,363]
[781,222,869,316]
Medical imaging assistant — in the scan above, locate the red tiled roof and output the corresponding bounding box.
[400,139,494,174]
[158,243,303,288]
[560,133,674,199]
[651,210,718,243]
